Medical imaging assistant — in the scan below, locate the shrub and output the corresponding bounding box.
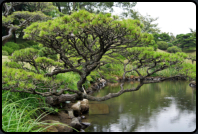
[4,42,20,50]
[168,43,173,47]
[26,40,39,46]
[2,50,9,56]
[157,41,168,50]
[2,46,14,55]
[21,42,30,48]
[31,45,40,50]
[167,46,182,53]
[18,43,26,49]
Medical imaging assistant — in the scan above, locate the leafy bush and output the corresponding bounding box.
[2,50,9,56]
[26,40,39,46]
[4,42,20,50]
[31,45,40,50]
[2,46,14,55]
[157,41,168,50]
[168,43,173,47]
[18,43,26,49]
[167,46,182,53]
[21,42,30,48]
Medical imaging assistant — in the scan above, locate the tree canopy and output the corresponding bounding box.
[174,33,196,51]
[52,2,137,15]
[153,32,171,43]
[2,9,195,106]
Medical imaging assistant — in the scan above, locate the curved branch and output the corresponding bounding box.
[82,82,144,101]
[44,68,82,77]
[2,26,18,42]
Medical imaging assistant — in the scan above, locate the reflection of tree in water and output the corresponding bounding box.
[86,81,196,132]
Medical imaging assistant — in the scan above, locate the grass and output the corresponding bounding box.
[2,90,78,132]
[2,91,46,132]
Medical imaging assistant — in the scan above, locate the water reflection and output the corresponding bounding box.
[84,81,196,132]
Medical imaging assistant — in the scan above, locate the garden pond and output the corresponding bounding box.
[83,80,196,132]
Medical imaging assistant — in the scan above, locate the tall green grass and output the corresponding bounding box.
[2,91,76,132]
[2,91,45,132]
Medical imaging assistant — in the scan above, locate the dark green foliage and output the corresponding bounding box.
[18,40,38,49]
[174,33,196,51]
[21,42,30,48]
[2,46,14,55]
[153,33,171,43]
[157,41,168,50]
[38,47,58,61]
[18,43,26,49]
[4,42,20,50]
[30,45,40,50]
[26,40,39,46]
[167,46,182,53]
[168,43,173,47]
[2,50,9,56]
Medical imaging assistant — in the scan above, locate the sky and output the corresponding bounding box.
[112,2,196,36]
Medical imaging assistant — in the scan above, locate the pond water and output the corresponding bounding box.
[84,81,196,132]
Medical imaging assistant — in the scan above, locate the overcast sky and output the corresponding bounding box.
[112,2,196,36]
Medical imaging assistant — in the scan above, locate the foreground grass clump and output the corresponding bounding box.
[2,91,76,132]
[2,91,45,132]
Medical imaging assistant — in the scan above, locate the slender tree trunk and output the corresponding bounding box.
[56,2,61,12]
[13,31,17,43]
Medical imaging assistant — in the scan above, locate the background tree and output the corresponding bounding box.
[153,32,171,43]
[106,47,188,81]
[2,2,60,45]
[3,10,154,105]
[174,33,196,51]
[123,9,161,34]
[52,2,137,15]
[169,32,177,43]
